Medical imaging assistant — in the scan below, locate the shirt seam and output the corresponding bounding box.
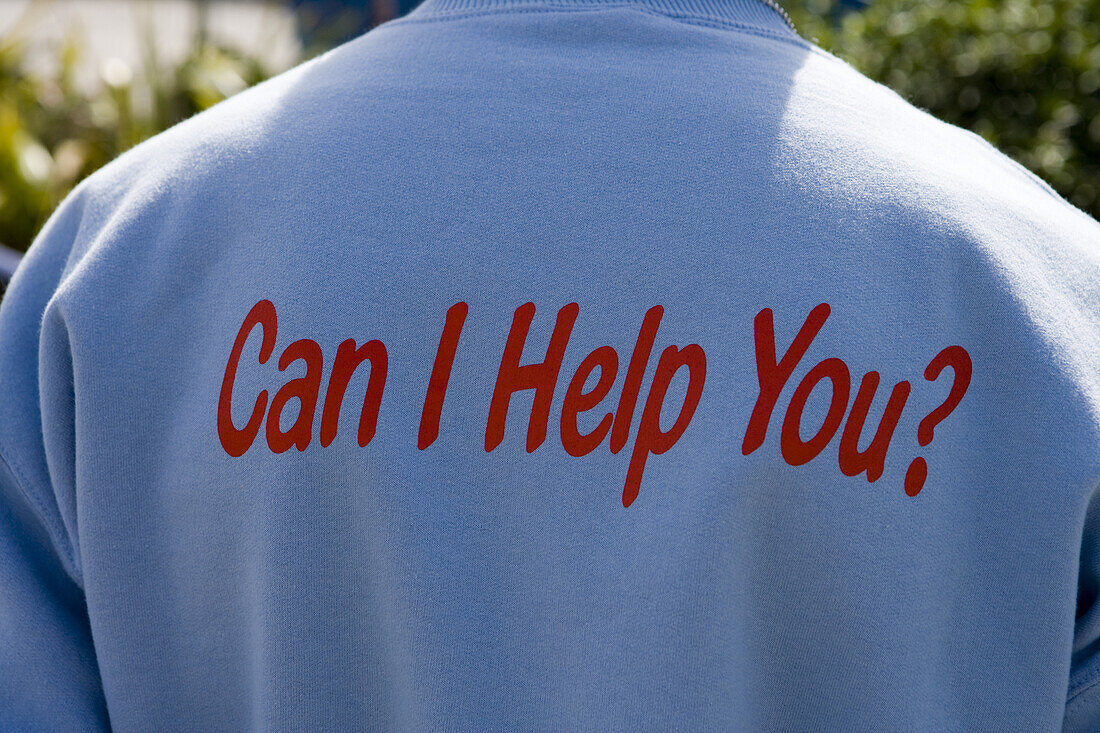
[0,441,80,584]
[1069,660,1100,703]
[383,2,815,50]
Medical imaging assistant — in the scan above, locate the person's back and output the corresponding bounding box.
[2,0,1099,729]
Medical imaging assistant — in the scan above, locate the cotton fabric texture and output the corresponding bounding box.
[1,0,1099,730]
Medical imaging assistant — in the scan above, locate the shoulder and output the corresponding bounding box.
[776,43,1097,269]
[31,27,408,291]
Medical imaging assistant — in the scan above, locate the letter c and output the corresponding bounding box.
[218,299,278,457]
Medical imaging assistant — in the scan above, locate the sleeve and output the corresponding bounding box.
[1059,210,1100,731]
[0,192,110,730]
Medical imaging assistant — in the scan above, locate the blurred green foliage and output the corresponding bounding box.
[0,0,1097,261]
[0,6,271,254]
[787,0,1100,219]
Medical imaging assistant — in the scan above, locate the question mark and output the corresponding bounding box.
[904,345,972,497]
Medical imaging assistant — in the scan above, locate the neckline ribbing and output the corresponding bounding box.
[403,0,800,37]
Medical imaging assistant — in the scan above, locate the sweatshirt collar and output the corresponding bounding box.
[404,0,799,37]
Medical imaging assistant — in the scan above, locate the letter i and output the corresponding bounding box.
[418,302,469,449]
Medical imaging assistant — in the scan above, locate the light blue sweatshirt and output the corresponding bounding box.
[2,0,1099,729]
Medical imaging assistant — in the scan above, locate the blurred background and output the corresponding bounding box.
[0,0,1097,292]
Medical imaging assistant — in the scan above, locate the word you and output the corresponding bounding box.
[742,303,972,496]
